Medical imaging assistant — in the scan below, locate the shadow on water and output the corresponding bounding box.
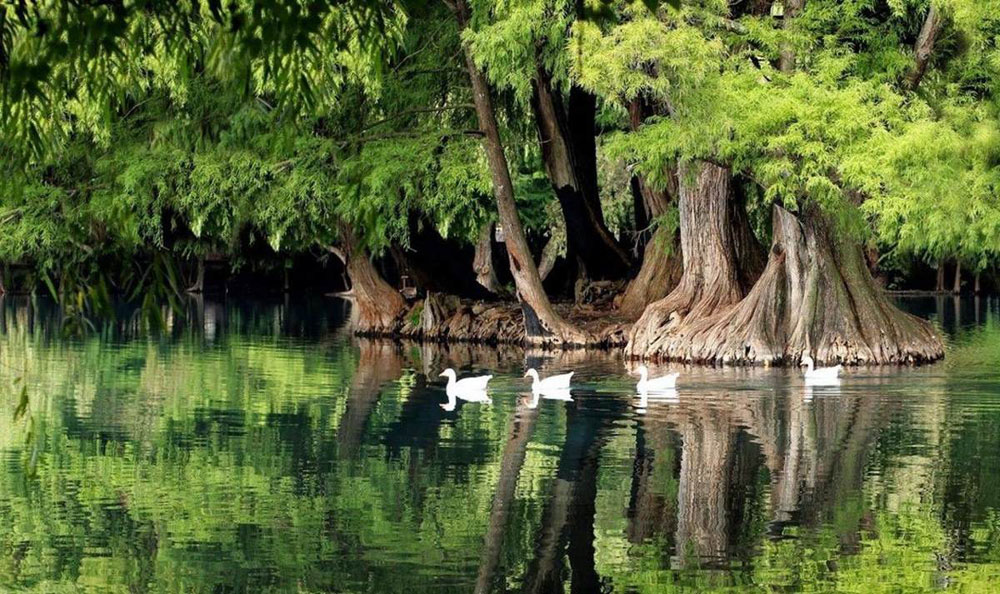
[0,295,998,592]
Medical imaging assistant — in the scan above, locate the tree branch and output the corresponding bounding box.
[907,5,942,90]
[358,104,475,133]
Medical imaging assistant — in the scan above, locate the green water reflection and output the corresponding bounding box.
[1,296,999,593]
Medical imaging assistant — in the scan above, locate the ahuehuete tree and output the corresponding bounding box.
[571,0,970,364]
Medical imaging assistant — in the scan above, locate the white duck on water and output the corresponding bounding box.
[439,368,492,411]
[800,355,843,385]
[524,369,574,392]
[634,365,679,393]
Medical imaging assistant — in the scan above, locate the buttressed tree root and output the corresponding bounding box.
[626,161,765,357]
[627,205,944,365]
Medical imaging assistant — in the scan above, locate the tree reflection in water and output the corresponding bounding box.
[0,296,998,592]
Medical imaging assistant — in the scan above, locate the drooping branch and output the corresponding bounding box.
[907,4,943,90]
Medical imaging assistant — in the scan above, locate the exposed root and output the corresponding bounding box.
[626,162,764,357]
[627,206,945,365]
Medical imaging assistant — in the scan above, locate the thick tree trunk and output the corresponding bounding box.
[455,0,590,345]
[907,5,942,90]
[626,161,764,357]
[618,99,682,318]
[473,222,500,293]
[341,226,407,334]
[630,205,944,364]
[952,260,961,294]
[531,66,632,281]
[779,0,805,72]
[936,261,946,292]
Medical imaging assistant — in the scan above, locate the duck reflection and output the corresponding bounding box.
[635,388,680,413]
[523,388,574,409]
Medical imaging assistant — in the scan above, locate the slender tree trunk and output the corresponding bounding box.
[626,161,765,357]
[630,205,944,364]
[341,225,407,334]
[936,261,946,292]
[455,0,590,345]
[907,5,942,90]
[474,222,500,293]
[531,66,632,281]
[952,260,962,294]
[618,97,682,318]
[779,0,805,72]
[975,271,981,294]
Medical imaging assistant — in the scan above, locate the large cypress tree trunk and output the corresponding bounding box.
[340,225,407,334]
[632,205,944,364]
[455,0,590,345]
[626,161,764,357]
[618,98,682,318]
[531,67,632,281]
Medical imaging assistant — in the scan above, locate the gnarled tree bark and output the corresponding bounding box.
[531,67,632,282]
[455,0,590,345]
[626,161,765,357]
[340,225,407,334]
[630,205,944,364]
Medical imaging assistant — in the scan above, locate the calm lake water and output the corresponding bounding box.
[1,295,999,593]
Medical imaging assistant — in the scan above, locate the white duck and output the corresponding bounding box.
[634,365,679,393]
[800,355,842,385]
[524,369,574,393]
[439,368,493,411]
